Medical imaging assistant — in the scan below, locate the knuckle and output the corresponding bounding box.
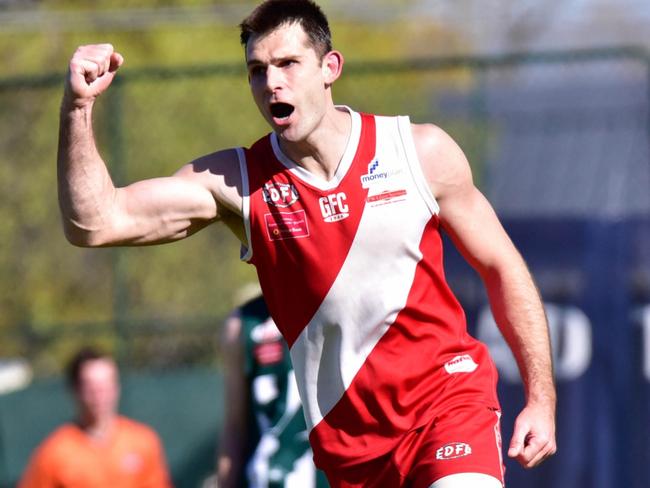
[98,43,114,54]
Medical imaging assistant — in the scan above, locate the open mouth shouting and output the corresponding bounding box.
[270,102,295,124]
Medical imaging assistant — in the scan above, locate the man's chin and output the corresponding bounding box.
[272,123,291,138]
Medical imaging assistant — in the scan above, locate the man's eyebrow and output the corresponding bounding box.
[246,55,302,68]
[246,58,263,68]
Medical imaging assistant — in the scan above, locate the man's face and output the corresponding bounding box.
[74,358,120,422]
[246,22,330,143]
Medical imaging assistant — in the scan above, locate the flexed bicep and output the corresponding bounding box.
[109,175,221,245]
[79,150,243,247]
[58,44,244,249]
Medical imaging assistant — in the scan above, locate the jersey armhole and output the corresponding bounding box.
[236,147,253,262]
[397,116,441,216]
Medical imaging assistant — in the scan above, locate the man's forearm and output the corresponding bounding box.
[57,102,116,246]
[482,259,556,407]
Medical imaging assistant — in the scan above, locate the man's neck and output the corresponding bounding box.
[278,106,352,181]
[78,414,116,442]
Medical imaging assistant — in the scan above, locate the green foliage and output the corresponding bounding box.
[0,11,487,375]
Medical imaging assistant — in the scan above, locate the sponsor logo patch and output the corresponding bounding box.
[444,354,478,374]
[319,192,349,222]
[262,182,299,208]
[360,159,404,188]
[265,210,309,241]
[253,342,284,365]
[367,189,407,206]
[360,159,388,188]
[436,442,473,460]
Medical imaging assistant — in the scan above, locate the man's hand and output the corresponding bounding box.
[507,401,557,468]
[64,44,123,108]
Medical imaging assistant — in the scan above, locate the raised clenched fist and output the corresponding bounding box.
[64,43,123,108]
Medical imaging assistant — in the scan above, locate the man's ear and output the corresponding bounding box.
[322,50,344,86]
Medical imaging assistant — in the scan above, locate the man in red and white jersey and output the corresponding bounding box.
[56,0,557,486]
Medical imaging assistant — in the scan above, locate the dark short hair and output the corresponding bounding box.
[65,346,112,389]
[240,0,332,58]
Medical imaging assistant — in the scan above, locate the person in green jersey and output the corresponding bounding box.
[217,289,328,488]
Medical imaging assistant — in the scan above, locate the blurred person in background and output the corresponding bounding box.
[217,285,328,488]
[19,347,172,488]
[57,0,556,486]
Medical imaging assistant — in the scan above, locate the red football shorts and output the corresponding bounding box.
[325,403,505,488]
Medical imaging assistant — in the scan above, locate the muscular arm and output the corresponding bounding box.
[217,310,249,488]
[413,124,557,468]
[58,44,243,247]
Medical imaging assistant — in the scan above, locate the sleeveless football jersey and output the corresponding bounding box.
[240,296,327,488]
[241,296,300,437]
[237,107,500,472]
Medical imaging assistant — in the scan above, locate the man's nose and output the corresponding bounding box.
[265,65,284,91]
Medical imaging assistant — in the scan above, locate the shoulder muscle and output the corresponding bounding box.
[410,123,474,204]
[174,148,243,218]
